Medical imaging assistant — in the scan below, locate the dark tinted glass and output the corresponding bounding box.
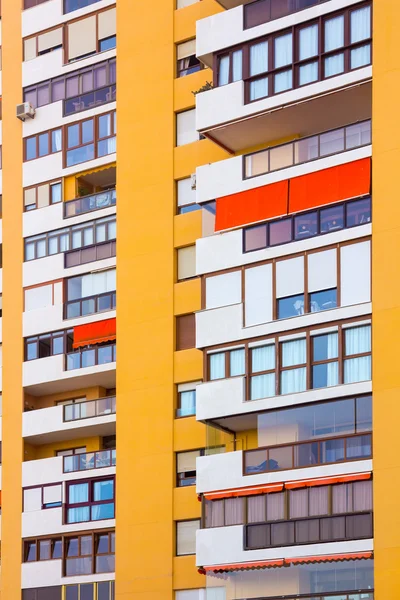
[356,395,372,431]
[244,224,267,251]
[320,205,344,233]
[294,211,318,239]
[269,218,292,245]
[346,197,371,227]
[277,294,304,319]
[310,288,337,312]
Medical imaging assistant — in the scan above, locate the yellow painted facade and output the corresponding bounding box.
[372,0,400,595]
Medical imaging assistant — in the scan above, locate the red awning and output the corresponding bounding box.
[285,472,371,490]
[203,559,284,573]
[204,483,284,501]
[73,318,116,349]
[287,552,373,565]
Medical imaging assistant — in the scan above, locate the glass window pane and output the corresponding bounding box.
[269,218,292,246]
[250,41,268,76]
[244,449,268,474]
[37,85,50,107]
[93,479,114,501]
[299,24,318,60]
[39,134,50,158]
[52,129,62,153]
[251,345,275,372]
[230,349,245,376]
[325,53,344,77]
[281,367,306,394]
[310,289,337,312]
[346,434,372,460]
[274,33,292,68]
[268,446,293,470]
[66,76,79,98]
[82,120,94,144]
[345,325,371,355]
[244,224,267,252]
[91,503,115,520]
[52,79,65,102]
[344,356,371,383]
[269,143,294,171]
[282,339,306,367]
[274,69,292,93]
[320,128,345,156]
[68,124,80,148]
[82,71,93,93]
[351,44,371,69]
[26,542,36,561]
[351,6,371,43]
[95,65,107,88]
[294,212,318,240]
[218,55,229,86]
[99,114,111,138]
[313,333,338,361]
[356,395,372,432]
[320,205,344,233]
[50,183,62,204]
[250,373,275,400]
[68,483,89,503]
[320,438,345,463]
[312,362,339,388]
[299,61,319,86]
[294,442,318,468]
[26,137,37,160]
[277,294,304,319]
[232,49,242,81]
[250,76,268,101]
[346,121,371,149]
[210,353,225,380]
[325,15,344,51]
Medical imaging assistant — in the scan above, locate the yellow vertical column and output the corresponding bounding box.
[372,1,400,596]
[115,0,175,598]
[1,0,24,598]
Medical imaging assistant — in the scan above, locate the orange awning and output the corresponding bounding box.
[289,158,371,213]
[287,552,373,565]
[215,180,288,232]
[285,472,371,490]
[203,483,284,501]
[73,317,116,349]
[203,559,284,573]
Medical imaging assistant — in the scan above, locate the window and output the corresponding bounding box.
[66,8,116,61]
[176,314,196,350]
[65,269,116,319]
[56,447,86,457]
[177,450,204,487]
[244,0,330,29]
[24,215,116,261]
[24,27,63,61]
[176,109,199,146]
[243,196,371,252]
[66,477,115,524]
[65,240,116,268]
[24,59,116,115]
[177,385,197,417]
[24,129,62,161]
[24,0,51,7]
[25,329,73,361]
[24,537,62,562]
[23,484,62,511]
[177,0,199,7]
[176,520,200,555]
[24,180,62,211]
[176,178,200,214]
[66,342,116,370]
[22,588,62,600]
[64,531,115,575]
[64,582,115,600]
[64,0,102,13]
[177,40,202,77]
[65,111,116,167]
[206,321,372,398]
[216,4,372,102]
[277,294,304,319]
[177,245,196,280]
[24,282,59,312]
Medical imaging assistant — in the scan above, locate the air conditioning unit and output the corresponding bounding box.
[191,173,197,191]
[16,102,36,121]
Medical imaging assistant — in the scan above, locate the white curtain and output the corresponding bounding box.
[218,55,229,86]
[289,489,308,518]
[299,24,318,60]
[275,70,293,93]
[52,129,62,152]
[266,492,285,521]
[210,353,225,380]
[274,33,292,68]
[281,367,306,394]
[344,356,371,383]
[248,496,266,523]
[230,348,245,376]
[345,325,371,355]
[332,483,353,514]
[252,345,275,372]
[225,498,244,525]
[282,339,306,367]
[351,44,371,69]
[353,480,373,511]
[309,486,329,516]
[69,483,88,503]
[251,373,275,400]
[351,6,371,43]
[327,333,339,358]
[325,15,344,51]
[299,62,318,86]
[250,41,268,76]
[250,78,268,101]
[325,53,344,77]
[232,50,242,81]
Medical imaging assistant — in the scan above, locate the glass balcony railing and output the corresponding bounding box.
[63,448,116,473]
[64,189,116,218]
[64,84,116,117]
[245,511,373,550]
[66,343,116,371]
[244,0,331,30]
[63,396,116,422]
[244,432,372,475]
[244,120,371,179]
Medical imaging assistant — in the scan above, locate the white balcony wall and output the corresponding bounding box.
[23,202,116,238]
[22,0,116,38]
[196,145,372,204]
[23,304,116,338]
[196,451,372,495]
[23,47,113,88]
[197,0,362,65]
[196,224,371,276]
[23,153,63,188]
[22,561,62,590]
[23,354,116,395]
[23,403,116,442]
[197,526,373,567]
[22,507,115,538]
[22,456,115,487]
[196,378,372,422]
[196,302,371,348]
[23,253,116,287]
[62,152,117,178]
[196,68,372,135]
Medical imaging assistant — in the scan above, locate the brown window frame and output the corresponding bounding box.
[63,582,115,600]
[63,530,115,576]
[25,328,74,361]
[23,536,62,562]
[23,483,63,511]
[243,0,331,30]
[213,2,372,103]
[24,128,62,162]
[65,342,117,371]
[64,110,116,168]
[24,179,63,212]
[65,475,115,525]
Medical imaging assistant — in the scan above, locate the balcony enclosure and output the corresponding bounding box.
[244,0,331,29]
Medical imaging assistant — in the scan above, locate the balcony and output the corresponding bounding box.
[243,0,331,28]
[196,120,371,204]
[66,342,116,371]
[63,448,116,473]
[23,396,116,444]
[64,188,116,218]
[64,291,116,319]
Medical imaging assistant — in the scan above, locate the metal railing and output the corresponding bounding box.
[64,189,116,218]
[244,0,331,29]
[63,396,116,422]
[65,343,116,371]
[63,448,116,473]
[244,120,371,179]
[244,432,372,475]
[64,291,116,319]
[245,511,373,549]
[64,84,116,117]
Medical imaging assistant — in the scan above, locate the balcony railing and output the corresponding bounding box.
[63,395,116,422]
[244,120,371,179]
[64,189,116,218]
[64,240,116,268]
[64,84,116,117]
[66,343,116,371]
[244,432,372,475]
[63,448,116,473]
[244,0,331,30]
[245,511,373,550]
[63,0,101,13]
[237,593,373,600]
[64,291,116,319]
